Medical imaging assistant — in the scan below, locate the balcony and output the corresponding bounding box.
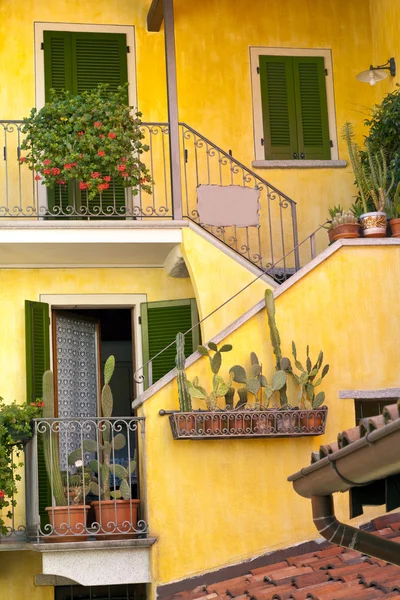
[0,120,301,277]
[1,416,155,586]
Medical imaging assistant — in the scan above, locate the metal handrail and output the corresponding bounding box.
[133,221,328,389]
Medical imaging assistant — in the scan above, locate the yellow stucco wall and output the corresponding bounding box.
[141,244,400,587]
[181,227,273,341]
[0,0,385,253]
[0,552,52,600]
[370,0,400,97]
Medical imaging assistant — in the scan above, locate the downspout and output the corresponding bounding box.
[312,495,400,566]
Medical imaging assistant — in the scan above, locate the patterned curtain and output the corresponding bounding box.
[55,314,99,470]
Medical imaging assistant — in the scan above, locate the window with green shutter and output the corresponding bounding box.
[140,299,201,389]
[25,300,51,527]
[259,55,331,161]
[43,31,129,216]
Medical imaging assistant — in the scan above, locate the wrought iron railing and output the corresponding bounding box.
[21,417,147,543]
[165,407,328,439]
[0,120,299,273]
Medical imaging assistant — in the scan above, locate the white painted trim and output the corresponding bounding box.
[252,160,346,169]
[339,388,400,400]
[40,293,146,396]
[249,47,339,162]
[0,227,182,245]
[132,238,400,408]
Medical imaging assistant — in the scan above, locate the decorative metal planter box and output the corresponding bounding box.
[167,407,328,439]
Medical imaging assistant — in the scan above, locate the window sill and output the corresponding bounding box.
[251,160,347,169]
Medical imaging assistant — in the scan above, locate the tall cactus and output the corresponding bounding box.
[265,290,289,406]
[176,332,192,412]
[42,370,67,506]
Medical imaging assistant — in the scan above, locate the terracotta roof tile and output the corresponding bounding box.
[164,514,400,600]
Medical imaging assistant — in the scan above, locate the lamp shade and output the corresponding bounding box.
[356,68,388,83]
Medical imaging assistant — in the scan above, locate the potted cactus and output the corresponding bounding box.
[187,342,233,433]
[174,332,196,434]
[326,205,360,242]
[388,182,400,237]
[73,356,139,537]
[41,371,91,541]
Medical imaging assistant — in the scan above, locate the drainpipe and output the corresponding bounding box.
[164,0,183,220]
[312,495,400,566]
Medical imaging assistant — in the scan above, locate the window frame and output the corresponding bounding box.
[250,47,339,163]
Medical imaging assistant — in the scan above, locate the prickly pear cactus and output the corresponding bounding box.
[176,332,192,412]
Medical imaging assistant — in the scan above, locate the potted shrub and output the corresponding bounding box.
[20,84,152,214]
[342,122,394,237]
[0,399,40,535]
[41,371,91,541]
[326,205,360,242]
[387,182,400,237]
[75,356,139,538]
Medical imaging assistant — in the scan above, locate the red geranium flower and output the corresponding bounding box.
[117,164,126,172]
[122,171,129,178]
[121,157,127,163]
[64,163,72,170]
[94,121,102,128]
[51,167,61,175]
[103,176,111,182]
[19,156,27,163]
[0,490,4,499]
[79,182,89,190]
[43,159,51,166]
[43,168,51,175]
[56,179,66,185]
[99,134,105,139]
[70,162,77,167]
[34,175,41,181]
[91,172,100,179]
[98,150,105,157]
[108,132,117,139]
[97,182,110,192]
[78,131,84,136]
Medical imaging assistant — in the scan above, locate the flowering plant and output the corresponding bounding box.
[0,400,41,535]
[20,84,152,200]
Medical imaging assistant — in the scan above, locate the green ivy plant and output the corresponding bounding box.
[0,400,41,535]
[20,84,152,200]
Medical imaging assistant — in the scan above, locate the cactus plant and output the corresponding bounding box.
[176,332,192,412]
[288,343,329,409]
[264,290,290,406]
[69,356,134,501]
[186,342,233,410]
[42,370,67,506]
[229,352,286,408]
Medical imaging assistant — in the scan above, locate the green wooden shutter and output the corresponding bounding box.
[25,300,51,525]
[140,299,201,389]
[293,57,331,160]
[43,31,128,217]
[259,56,298,160]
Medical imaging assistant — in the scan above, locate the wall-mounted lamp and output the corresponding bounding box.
[356,57,396,86]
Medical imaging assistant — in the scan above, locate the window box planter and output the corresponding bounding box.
[167,407,328,439]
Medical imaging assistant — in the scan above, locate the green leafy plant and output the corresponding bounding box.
[0,400,41,534]
[20,84,152,200]
[229,352,286,408]
[287,343,329,409]
[187,342,233,410]
[69,356,135,501]
[341,122,394,213]
[387,181,400,219]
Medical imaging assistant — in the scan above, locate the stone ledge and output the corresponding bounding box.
[252,160,347,169]
[339,389,400,400]
[31,537,157,553]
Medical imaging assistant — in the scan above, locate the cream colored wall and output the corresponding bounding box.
[0,0,378,253]
[181,227,273,341]
[141,244,400,587]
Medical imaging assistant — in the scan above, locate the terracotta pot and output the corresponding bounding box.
[329,223,360,241]
[201,413,229,434]
[45,505,90,542]
[176,414,196,436]
[91,499,140,539]
[299,412,324,432]
[251,412,272,434]
[389,218,400,237]
[360,211,387,238]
